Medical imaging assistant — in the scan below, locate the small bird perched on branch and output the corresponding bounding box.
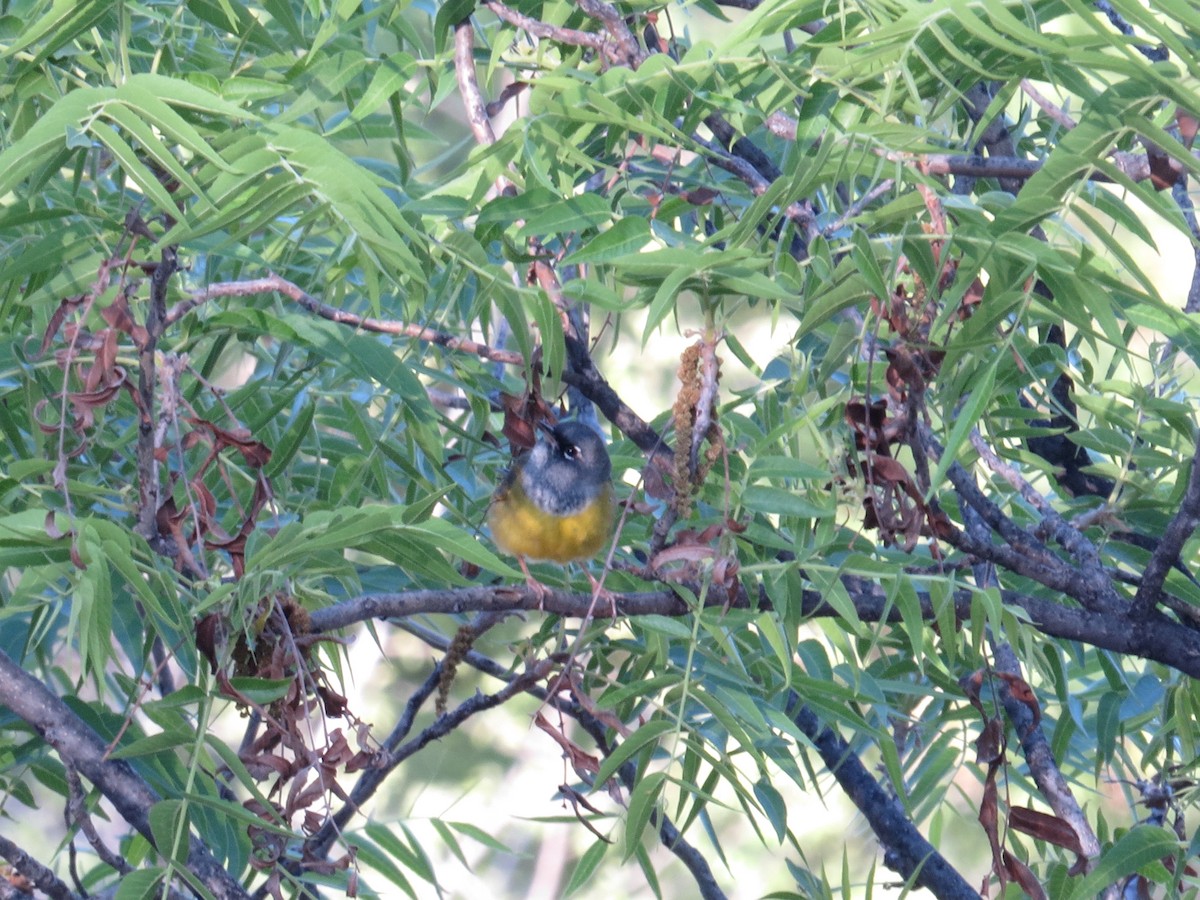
[488,419,615,607]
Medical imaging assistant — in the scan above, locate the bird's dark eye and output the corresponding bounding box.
[564,444,581,460]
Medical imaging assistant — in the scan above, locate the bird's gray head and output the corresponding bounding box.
[521,420,612,515]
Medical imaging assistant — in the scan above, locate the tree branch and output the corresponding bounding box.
[308,654,555,861]
[0,650,249,900]
[562,335,668,460]
[967,429,1112,592]
[166,274,525,365]
[762,117,1177,186]
[397,620,729,900]
[990,644,1104,871]
[1094,0,1169,62]
[1132,433,1200,614]
[1171,176,1200,314]
[453,21,499,147]
[306,584,715,631]
[573,0,646,67]
[134,241,178,547]
[573,712,728,900]
[485,0,612,57]
[690,133,817,235]
[0,832,74,900]
[786,694,978,899]
[303,578,1200,678]
[915,424,1051,558]
[923,425,1124,614]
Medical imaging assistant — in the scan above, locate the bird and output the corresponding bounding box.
[487,419,615,608]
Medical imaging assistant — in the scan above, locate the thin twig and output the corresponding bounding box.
[968,429,1110,584]
[307,653,556,860]
[821,179,895,236]
[572,0,646,66]
[1020,79,1077,130]
[167,274,525,365]
[66,767,133,876]
[1132,433,1200,614]
[485,0,609,55]
[0,832,75,900]
[398,621,729,899]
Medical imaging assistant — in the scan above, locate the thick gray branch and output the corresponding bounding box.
[0,651,248,900]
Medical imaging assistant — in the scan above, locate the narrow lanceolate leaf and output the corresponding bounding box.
[624,771,667,859]
[927,357,997,495]
[1064,828,1181,900]
[994,80,1165,234]
[592,721,674,790]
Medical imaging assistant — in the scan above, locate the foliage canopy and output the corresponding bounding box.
[0,0,1198,898]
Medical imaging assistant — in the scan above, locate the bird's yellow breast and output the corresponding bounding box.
[488,478,615,563]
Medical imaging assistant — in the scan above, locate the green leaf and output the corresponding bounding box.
[2,0,110,64]
[100,103,211,202]
[341,52,417,128]
[1064,827,1181,900]
[253,123,427,276]
[433,0,476,54]
[691,686,766,769]
[362,822,439,888]
[642,264,692,343]
[517,193,612,239]
[564,840,609,897]
[101,535,172,623]
[447,820,512,852]
[563,218,652,264]
[748,457,830,481]
[355,827,420,897]
[264,399,316,480]
[91,123,185,217]
[0,89,103,199]
[202,737,287,828]
[593,720,674,789]
[110,731,195,760]
[227,677,293,704]
[402,518,522,577]
[1095,690,1121,765]
[148,800,189,865]
[799,267,871,334]
[624,771,667,859]
[926,356,997,495]
[113,868,166,900]
[756,612,793,690]
[121,75,242,158]
[429,819,467,868]
[753,778,787,843]
[995,80,1163,234]
[894,577,924,668]
[741,485,834,519]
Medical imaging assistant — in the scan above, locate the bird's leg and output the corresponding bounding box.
[517,557,552,611]
[585,570,619,619]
